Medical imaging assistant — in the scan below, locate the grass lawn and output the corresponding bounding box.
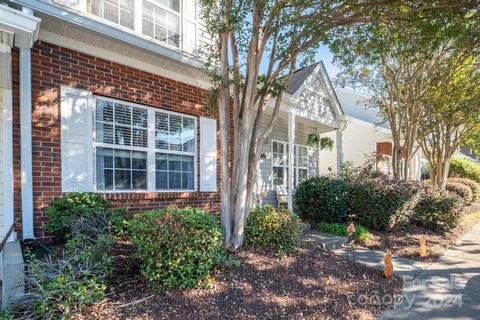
[362,203,480,263]
[72,241,401,320]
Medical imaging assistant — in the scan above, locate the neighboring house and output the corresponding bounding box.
[318,87,426,180]
[456,146,479,163]
[0,2,345,241]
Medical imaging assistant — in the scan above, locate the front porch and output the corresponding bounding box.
[254,62,346,209]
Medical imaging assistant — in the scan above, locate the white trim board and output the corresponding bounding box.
[2,89,14,240]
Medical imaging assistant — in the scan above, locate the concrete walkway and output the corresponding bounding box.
[379,222,480,320]
[303,226,480,319]
[303,230,430,277]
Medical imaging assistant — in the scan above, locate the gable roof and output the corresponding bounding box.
[285,63,320,95]
[334,87,389,129]
[284,62,345,123]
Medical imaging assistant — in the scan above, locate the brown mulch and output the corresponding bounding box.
[362,203,480,263]
[72,240,402,320]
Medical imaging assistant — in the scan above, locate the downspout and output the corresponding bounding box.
[20,6,35,240]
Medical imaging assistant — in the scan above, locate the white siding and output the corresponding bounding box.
[319,117,392,174]
[255,113,321,207]
[0,90,4,236]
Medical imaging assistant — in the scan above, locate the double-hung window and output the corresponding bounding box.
[154,112,195,190]
[88,0,135,29]
[142,0,181,47]
[272,140,309,188]
[94,97,197,192]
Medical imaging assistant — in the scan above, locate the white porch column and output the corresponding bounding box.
[336,124,345,175]
[288,112,295,210]
[20,6,35,240]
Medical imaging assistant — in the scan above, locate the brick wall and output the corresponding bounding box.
[12,41,221,241]
[376,141,407,159]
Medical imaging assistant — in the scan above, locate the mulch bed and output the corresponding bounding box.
[72,241,402,320]
[361,203,480,263]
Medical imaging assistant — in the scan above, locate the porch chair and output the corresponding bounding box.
[275,185,289,208]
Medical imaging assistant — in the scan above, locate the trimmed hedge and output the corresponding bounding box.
[449,158,480,184]
[350,177,423,230]
[245,205,303,253]
[413,191,465,232]
[129,207,224,289]
[294,176,351,223]
[445,182,473,204]
[448,178,480,202]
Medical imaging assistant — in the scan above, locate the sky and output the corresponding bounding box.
[314,45,340,78]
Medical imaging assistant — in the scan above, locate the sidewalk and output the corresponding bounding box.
[380,222,480,320]
[303,230,431,278]
[303,225,480,319]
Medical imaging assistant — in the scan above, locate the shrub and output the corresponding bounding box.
[445,182,473,204]
[350,177,423,230]
[45,192,111,240]
[316,222,374,243]
[448,178,480,202]
[129,207,224,289]
[413,191,465,232]
[245,205,303,253]
[294,176,351,223]
[8,252,107,319]
[449,158,480,184]
[65,234,114,275]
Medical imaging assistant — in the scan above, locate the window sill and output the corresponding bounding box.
[99,190,218,200]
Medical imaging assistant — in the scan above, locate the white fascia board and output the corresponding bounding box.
[345,115,392,135]
[40,31,211,89]
[15,0,204,69]
[289,62,345,123]
[317,62,345,119]
[0,4,40,48]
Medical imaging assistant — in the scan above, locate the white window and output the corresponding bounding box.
[382,155,392,176]
[94,97,197,192]
[272,140,309,188]
[87,0,135,29]
[55,0,198,53]
[142,0,181,47]
[154,111,195,190]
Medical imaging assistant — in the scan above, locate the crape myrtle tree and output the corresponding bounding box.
[197,0,480,248]
[417,45,480,189]
[329,2,480,180]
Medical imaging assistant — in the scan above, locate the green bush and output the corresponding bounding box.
[294,176,351,223]
[448,178,480,202]
[45,192,111,240]
[316,222,374,243]
[449,158,480,184]
[129,207,224,289]
[350,177,422,230]
[413,191,465,232]
[245,205,303,253]
[8,251,107,319]
[446,182,473,204]
[65,234,114,275]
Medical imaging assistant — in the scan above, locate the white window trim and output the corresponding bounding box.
[271,139,309,188]
[381,155,392,176]
[55,0,198,54]
[92,95,198,193]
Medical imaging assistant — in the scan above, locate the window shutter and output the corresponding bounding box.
[60,86,94,192]
[199,117,217,192]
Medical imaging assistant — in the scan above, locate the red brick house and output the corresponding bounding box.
[0,1,345,243]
